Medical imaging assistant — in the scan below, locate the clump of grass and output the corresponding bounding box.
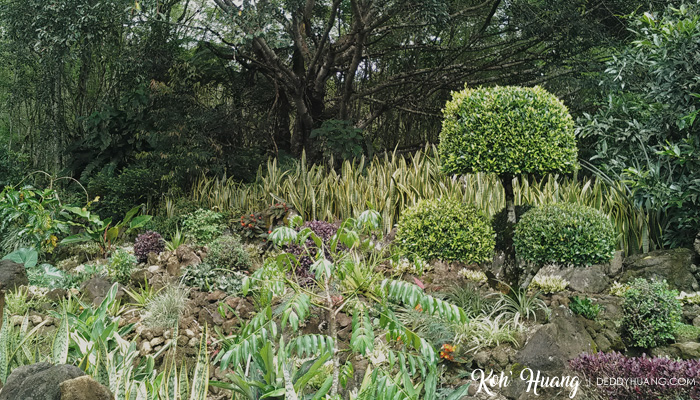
[5,287,42,316]
[141,284,189,329]
[493,283,550,324]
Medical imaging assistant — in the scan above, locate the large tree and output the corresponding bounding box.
[201,0,671,156]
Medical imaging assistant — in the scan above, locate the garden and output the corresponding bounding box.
[0,1,699,400]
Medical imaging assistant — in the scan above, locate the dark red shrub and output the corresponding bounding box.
[134,230,165,263]
[570,351,700,400]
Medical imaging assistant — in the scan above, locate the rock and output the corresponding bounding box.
[532,264,609,294]
[503,308,595,400]
[473,351,490,369]
[188,337,198,347]
[46,288,67,302]
[147,265,161,273]
[0,363,85,400]
[166,257,181,276]
[594,334,612,353]
[59,375,114,400]
[150,337,165,347]
[695,232,700,256]
[140,341,152,356]
[671,341,700,360]
[693,316,700,328]
[0,259,29,291]
[80,277,124,306]
[235,299,254,319]
[130,269,150,287]
[176,245,202,269]
[207,290,226,302]
[147,252,160,266]
[491,345,510,368]
[185,329,195,338]
[622,248,699,292]
[605,251,624,278]
[337,312,352,328]
[177,335,189,346]
[29,315,43,325]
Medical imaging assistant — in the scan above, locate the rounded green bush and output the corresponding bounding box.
[396,199,495,263]
[438,85,577,176]
[513,203,616,266]
[206,234,251,271]
[622,278,681,348]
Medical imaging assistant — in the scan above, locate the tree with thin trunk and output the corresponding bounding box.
[438,85,577,272]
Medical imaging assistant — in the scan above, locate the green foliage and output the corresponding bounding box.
[514,203,616,266]
[0,147,28,187]
[206,235,251,271]
[622,279,682,348]
[61,204,151,256]
[569,296,601,320]
[5,288,42,316]
[2,247,38,269]
[396,199,494,263]
[0,187,68,254]
[193,148,654,255]
[578,3,700,247]
[310,119,364,162]
[181,209,225,245]
[674,324,700,342]
[0,312,53,384]
[107,248,137,285]
[140,284,189,330]
[494,284,549,324]
[181,263,245,296]
[26,263,71,289]
[439,85,577,177]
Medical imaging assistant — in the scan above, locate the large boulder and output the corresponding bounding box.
[0,259,29,291]
[0,363,85,400]
[532,264,609,294]
[60,375,114,400]
[502,308,595,400]
[621,248,699,292]
[80,277,125,306]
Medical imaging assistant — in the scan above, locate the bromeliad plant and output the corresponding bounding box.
[212,211,470,400]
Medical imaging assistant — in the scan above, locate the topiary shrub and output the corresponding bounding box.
[622,278,682,348]
[513,203,616,266]
[396,199,494,263]
[133,231,165,263]
[206,234,251,271]
[439,85,577,178]
[439,86,577,226]
[182,209,226,245]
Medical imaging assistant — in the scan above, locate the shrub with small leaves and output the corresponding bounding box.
[439,85,577,177]
[622,279,682,348]
[108,248,137,285]
[133,231,165,263]
[396,199,495,263]
[206,234,251,271]
[181,262,245,296]
[514,203,616,266]
[530,275,569,294]
[182,209,226,244]
[570,352,700,400]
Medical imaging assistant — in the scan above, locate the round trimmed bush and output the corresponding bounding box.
[622,278,682,348]
[438,85,577,176]
[513,203,616,266]
[396,199,494,263]
[206,234,251,271]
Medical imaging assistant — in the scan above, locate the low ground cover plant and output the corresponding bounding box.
[621,278,682,348]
